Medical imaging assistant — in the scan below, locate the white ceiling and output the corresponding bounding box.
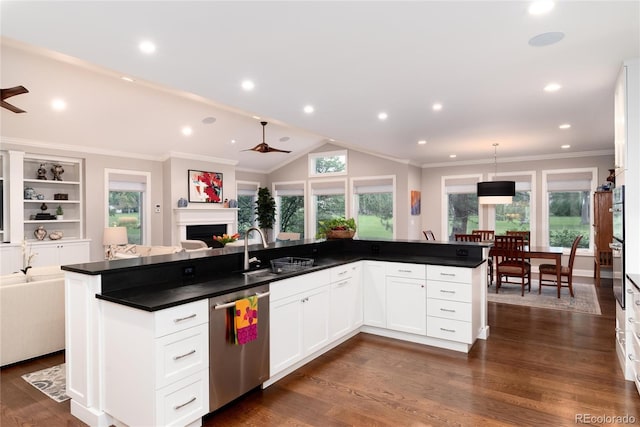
[1,1,639,173]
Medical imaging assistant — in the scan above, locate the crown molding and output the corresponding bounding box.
[421,149,614,168]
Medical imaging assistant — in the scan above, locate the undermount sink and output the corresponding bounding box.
[242,268,279,279]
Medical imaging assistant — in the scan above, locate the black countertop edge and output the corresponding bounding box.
[628,273,640,291]
[95,254,486,312]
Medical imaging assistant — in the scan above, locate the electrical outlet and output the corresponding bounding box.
[456,248,468,257]
[183,266,195,277]
[154,204,161,213]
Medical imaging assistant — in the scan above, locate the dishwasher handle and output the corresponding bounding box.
[214,291,270,310]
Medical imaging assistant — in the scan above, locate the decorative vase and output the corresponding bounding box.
[24,187,36,200]
[34,225,47,240]
[326,229,355,240]
[177,197,188,208]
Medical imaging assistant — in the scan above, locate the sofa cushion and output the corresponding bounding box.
[0,272,28,287]
[113,252,141,259]
[26,265,64,282]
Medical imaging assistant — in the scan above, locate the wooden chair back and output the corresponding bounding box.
[455,233,481,242]
[423,230,436,240]
[472,229,495,241]
[506,230,530,246]
[493,235,526,265]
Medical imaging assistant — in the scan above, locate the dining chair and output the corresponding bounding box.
[472,229,495,242]
[539,235,583,298]
[454,233,481,242]
[423,230,436,240]
[506,230,530,246]
[494,235,531,296]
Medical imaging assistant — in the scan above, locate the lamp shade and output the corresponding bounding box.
[103,227,128,245]
[477,181,515,205]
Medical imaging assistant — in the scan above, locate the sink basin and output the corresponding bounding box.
[242,268,279,279]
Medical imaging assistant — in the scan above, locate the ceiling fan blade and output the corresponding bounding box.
[1,86,29,113]
[265,146,292,153]
[241,120,291,153]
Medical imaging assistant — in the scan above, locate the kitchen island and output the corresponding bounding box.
[62,238,491,427]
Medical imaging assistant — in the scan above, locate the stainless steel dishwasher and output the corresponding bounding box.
[209,284,270,411]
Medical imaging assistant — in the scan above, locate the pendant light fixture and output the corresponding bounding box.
[477,143,515,204]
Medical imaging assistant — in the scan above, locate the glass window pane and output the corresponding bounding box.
[108,191,142,244]
[279,195,304,234]
[237,194,256,236]
[314,155,346,174]
[548,191,590,248]
[447,193,478,240]
[315,194,345,231]
[495,191,530,235]
[356,192,393,239]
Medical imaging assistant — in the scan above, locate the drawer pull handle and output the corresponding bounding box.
[440,273,455,277]
[174,313,197,323]
[174,396,196,411]
[336,280,349,287]
[215,291,271,310]
[440,308,456,313]
[398,269,412,273]
[636,300,640,306]
[440,290,456,294]
[629,354,635,362]
[629,317,639,324]
[440,327,456,333]
[637,374,640,382]
[173,349,196,360]
[338,270,348,275]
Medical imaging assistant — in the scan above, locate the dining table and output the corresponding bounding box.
[489,244,564,290]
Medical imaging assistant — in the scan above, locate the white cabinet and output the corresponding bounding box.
[30,240,90,267]
[363,260,386,327]
[386,276,426,335]
[329,262,362,340]
[625,282,640,396]
[270,269,331,377]
[102,299,209,427]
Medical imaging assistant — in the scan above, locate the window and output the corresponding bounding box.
[273,181,305,238]
[488,172,535,242]
[105,169,150,245]
[351,176,395,239]
[236,181,259,238]
[308,150,347,177]
[542,168,596,250]
[442,175,482,241]
[309,179,347,237]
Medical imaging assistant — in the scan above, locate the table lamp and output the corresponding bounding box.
[103,227,128,259]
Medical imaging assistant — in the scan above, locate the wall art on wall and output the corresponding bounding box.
[188,170,223,203]
[410,190,421,215]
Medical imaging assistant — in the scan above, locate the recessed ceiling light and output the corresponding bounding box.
[528,1,555,15]
[544,82,562,92]
[559,123,571,129]
[202,117,216,124]
[449,154,457,158]
[418,140,427,145]
[181,126,193,136]
[329,138,336,142]
[231,139,236,144]
[303,105,314,114]
[51,98,66,111]
[378,112,388,121]
[241,80,255,91]
[432,103,443,111]
[121,76,134,82]
[138,40,156,54]
[561,144,571,149]
[252,115,261,120]
[528,32,565,47]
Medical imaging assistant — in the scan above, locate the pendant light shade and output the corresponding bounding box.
[477,143,515,204]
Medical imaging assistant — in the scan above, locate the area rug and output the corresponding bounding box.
[21,363,69,402]
[487,281,601,315]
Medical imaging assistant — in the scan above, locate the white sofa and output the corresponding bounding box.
[0,266,65,366]
[112,244,184,259]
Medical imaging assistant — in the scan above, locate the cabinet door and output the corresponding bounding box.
[329,277,353,340]
[57,241,90,265]
[386,277,426,335]
[363,261,386,327]
[270,294,303,376]
[302,285,330,355]
[32,244,60,266]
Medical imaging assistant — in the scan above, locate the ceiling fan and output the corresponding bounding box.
[1,85,29,113]
[243,121,291,153]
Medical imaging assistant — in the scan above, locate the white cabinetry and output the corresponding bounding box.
[102,299,209,427]
[625,281,640,395]
[385,263,426,335]
[329,262,362,339]
[30,240,90,267]
[363,260,386,327]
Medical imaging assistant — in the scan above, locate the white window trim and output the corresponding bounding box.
[441,174,483,241]
[236,180,260,240]
[308,178,348,237]
[487,171,537,245]
[350,175,396,240]
[104,168,151,246]
[308,149,348,178]
[541,167,597,253]
[272,180,306,239]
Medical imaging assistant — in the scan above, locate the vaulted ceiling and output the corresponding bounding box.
[1,1,638,173]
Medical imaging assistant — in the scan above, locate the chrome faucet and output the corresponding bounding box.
[244,226,268,270]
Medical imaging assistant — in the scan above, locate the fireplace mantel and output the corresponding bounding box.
[173,207,238,245]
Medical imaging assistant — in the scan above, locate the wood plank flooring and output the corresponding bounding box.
[2,279,639,426]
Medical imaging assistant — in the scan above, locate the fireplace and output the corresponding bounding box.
[187,224,227,248]
[173,207,237,247]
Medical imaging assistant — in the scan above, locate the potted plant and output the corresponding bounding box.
[255,187,276,240]
[56,205,64,220]
[317,217,357,239]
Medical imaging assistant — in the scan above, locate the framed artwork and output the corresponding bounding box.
[410,190,421,215]
[188,170,223,203]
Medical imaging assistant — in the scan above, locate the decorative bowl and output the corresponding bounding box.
[49,230,64,240]
[326,229,355,240]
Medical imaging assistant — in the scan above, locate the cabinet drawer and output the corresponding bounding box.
[330,263,359,283]
[154,300,208,338]
[385,262,425,279]
[155,369,209,427]
[270,269,331,301]
[427,316,472,344]
[427,265,471,284]
[427,281,471,303]
[155,323,209,389]
[427,299,471,322]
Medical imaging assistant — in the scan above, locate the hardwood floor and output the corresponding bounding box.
[2,279,639,426]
